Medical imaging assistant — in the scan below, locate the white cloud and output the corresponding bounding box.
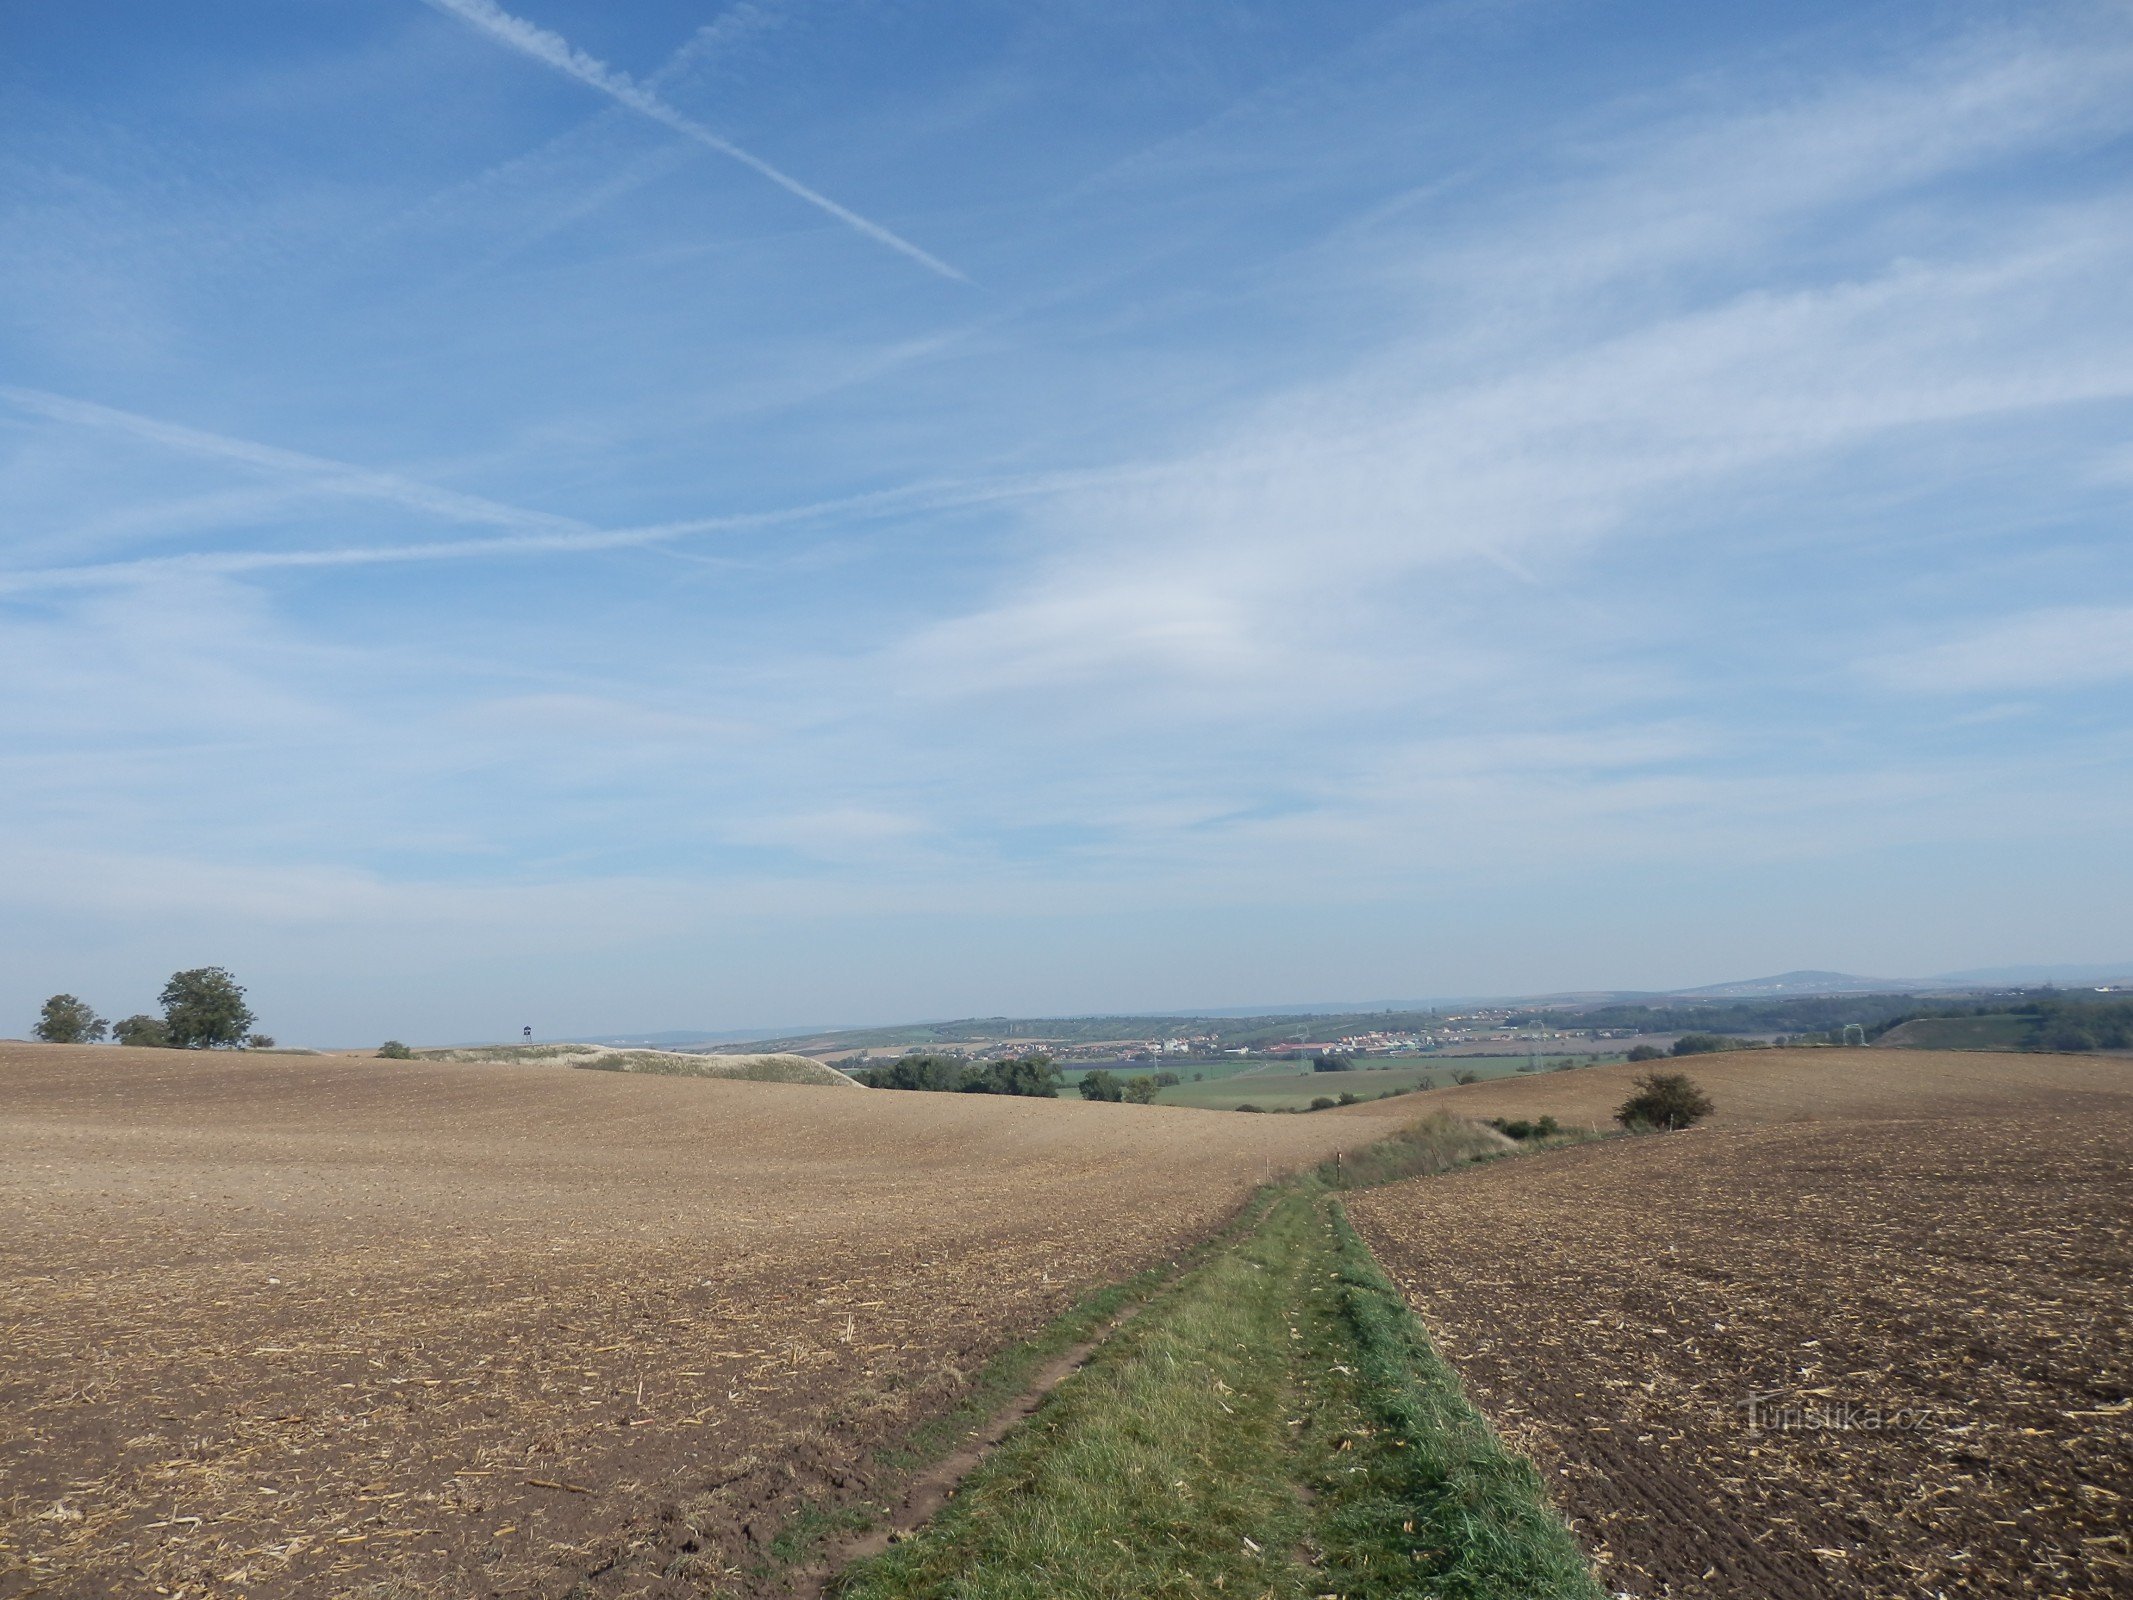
[1867,607,2133,693]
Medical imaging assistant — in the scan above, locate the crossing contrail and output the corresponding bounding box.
[419,0,969,283]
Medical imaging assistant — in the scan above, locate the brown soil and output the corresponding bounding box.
[0,1044,1356,1599]
[1347,1050,2133,1599]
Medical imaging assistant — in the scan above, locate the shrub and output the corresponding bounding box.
[34,994,107,1044]
[1309,1095,1337,1111]
[1234,1103,1265,1113]
[1079,1070,1125,1103]
[1123,1075,1159,1104]
[1337,1091,1359,1106]
[1451,1069,1481,1085]
[1415,1074,1436,1090]
[377,1040,414,1059]
[113,1014,170,1048]
[1625,1043,1665,1062]
[1312,1054,1354,1072]
[246,1034,276,1049]
[1614,1071,1714,1131]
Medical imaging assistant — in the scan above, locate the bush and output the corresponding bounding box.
[377,1040,414,1059]
[1614,1071,1714,1131]
[1234,1103,1265,1113]
[34,994,107,1044]
[1415,1074,1436,1090]
[1487,1115,1562,1142]
[246,1034,276,1050]
[1451,1069,1481,1085]
[113,1014,170,1048]
[1123,1075,1159,1104]
[1079,1070,1125,1103]
[1309,1095,1337,1111]
[1337,1091,1359,1106]
[1625,1044,1665,1062]
[1312,1054,1354,1072]
[1669,1033,1730,1057]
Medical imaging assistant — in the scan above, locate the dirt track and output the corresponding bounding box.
[1349,1050,2133,1599]
[0,1045,1356,1599]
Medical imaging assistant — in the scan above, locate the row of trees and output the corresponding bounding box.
[34,968,264,1050]
[854,1055,1187,1103]
[855,1054,1063,1096]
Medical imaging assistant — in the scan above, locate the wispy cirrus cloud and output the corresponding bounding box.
[1867,607,2133,693]
[417,0,970,283]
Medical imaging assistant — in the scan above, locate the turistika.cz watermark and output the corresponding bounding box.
[1739,1391,1941,1433]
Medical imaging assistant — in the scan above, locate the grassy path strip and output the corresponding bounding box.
[832,1128,1602,1600]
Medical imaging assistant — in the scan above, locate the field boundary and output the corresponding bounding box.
[769,1118,1603,1599]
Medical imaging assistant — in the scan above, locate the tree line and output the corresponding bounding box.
[32,968,265,1050]
[853,1053,1183,1102]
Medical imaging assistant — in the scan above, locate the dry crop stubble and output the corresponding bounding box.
[0,1045,1362,1598]
[1347,1051,2133,1599]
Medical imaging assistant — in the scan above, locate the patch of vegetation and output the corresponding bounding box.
[33,994,107,1044]
[112,1014,169,1048]
[1668,1032,1743,1056]
[1625,1042,1665,1061]
[159,967,255,1049]
[856,1053,1061,1096]
[1487,1115,1562,1141]
[377,1040,414,1059]
[1615,1071,1715,1131]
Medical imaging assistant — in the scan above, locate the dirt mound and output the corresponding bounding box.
[1350,1053,2133,1598]
[413,1041,856,1086]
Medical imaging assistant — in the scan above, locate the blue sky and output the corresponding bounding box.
[3,0,2130,1044]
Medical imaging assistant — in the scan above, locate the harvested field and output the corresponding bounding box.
[410,1043,854,1086]
[1348,1051,2133,1599]
[0,1044,1357,1599]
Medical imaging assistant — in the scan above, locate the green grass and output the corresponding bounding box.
[1156,1057,1548,1111]
[834,1144,1600,1600]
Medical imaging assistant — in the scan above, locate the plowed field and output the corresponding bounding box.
[0,1045,1358,1599]
[1348,1050,2133,1599]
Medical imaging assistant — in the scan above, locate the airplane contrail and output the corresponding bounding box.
[418,0,970,284]
[0,385,584,533]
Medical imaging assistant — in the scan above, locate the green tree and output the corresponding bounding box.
[34,994,107,1044]
[1614,1071,1715,1131]
[377,1040,414,1059]
[1123,1074,1159,1103]
[1079,1070,1125,1102]
[1625,1043,1665,1062]
[113,1013,170,1048]
[158,967,256,1050]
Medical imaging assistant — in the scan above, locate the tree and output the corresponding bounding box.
[377,1040,414,1059]
[246,1034,276,1050]
[34,994,107,1044]
[1079,1070,1125,1102]
[1311,1054,1353,1072]
[158,967,256,1050]
[1625,1044,1665,1062]
[113,1014,170,1048]
[1614,1071,1714,1132]
[1123,1075,1159,1103]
